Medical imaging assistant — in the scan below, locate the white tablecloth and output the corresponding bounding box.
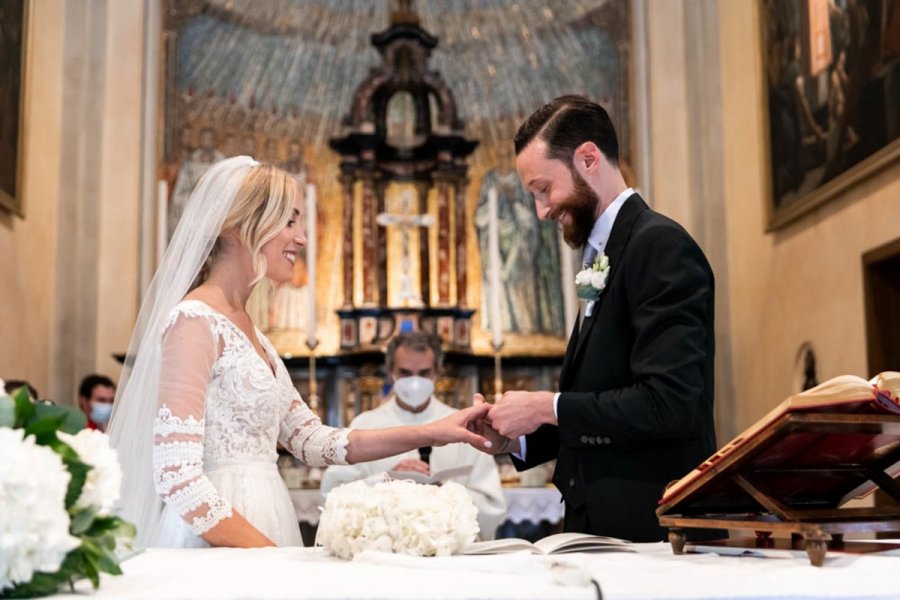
[49,543,900,599]
[290,486,564,527]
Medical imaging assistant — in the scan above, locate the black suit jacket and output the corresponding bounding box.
[513,194,717,542]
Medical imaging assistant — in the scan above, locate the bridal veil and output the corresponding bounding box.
[108,156,258,547]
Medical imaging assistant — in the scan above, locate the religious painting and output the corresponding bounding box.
[474,145,565,338]
[160,0,634,356]
[0,0,28,217]
[763,0,900,230]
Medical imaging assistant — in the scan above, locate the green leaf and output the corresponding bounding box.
[70,506,98,535]
[0,571,65,598]
[82,553,100,589]
[62,459,90,511]
[94,545,121,575]
[33,402,87,433]
[0,395,14,427]
[84,515,119,535]
[11,387,34,425]
[47,438,80,462]
[24,414,66,438]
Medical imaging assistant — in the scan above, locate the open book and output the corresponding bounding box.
[462,532,633,555]
[659,371,900,505]
[385,465,473,485]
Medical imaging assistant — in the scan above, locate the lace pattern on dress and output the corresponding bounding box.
[152,300,352,540]
[155,405,204,437]
[279,391,351,467]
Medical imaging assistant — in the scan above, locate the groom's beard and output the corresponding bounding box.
[550,169,600,249]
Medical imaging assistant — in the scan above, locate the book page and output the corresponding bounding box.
[386,464,473,485]
[462,533,632,555]
[533,532,632,554]
[461,538,538,555]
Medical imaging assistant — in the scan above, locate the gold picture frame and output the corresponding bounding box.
[0,0,29,217]
[762,0,900,231]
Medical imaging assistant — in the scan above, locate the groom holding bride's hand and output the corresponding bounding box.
[469,95,719,544]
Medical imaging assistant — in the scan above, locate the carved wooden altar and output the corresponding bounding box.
[329,1,477,352]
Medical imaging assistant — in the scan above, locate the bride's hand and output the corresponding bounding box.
[468,393,519,455]
[425,403,493,449]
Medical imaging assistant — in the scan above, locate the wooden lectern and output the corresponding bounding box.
[657,373,900,566]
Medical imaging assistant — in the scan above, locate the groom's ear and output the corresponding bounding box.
[573,142,602,174]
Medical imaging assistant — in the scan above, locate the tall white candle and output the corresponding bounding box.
[487,186,503,349]
[157,180,168,266]
[560,234,577,334]
[305,183,317,345]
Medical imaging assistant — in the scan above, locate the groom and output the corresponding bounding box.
[475,96,718,542]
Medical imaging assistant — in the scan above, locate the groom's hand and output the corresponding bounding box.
[487,390,556,439]
[392,459,430,475]
[467,394,519,455]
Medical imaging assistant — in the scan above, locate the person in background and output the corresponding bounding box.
[4,379,39,400]
[78,374,116,432]
[321,332,507,540]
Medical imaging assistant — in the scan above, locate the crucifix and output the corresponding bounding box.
[376,189,434,306]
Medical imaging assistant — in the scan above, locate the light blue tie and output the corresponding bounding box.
[582,244,599,270]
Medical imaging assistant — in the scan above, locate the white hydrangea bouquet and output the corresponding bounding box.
[316,479,479,560]
[575,253,610,301]
[0,382,135,598]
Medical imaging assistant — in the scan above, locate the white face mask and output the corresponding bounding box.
[393,376,434,409]
[90,402,113,424]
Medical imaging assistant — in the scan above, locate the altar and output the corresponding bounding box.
[49,543,900,599]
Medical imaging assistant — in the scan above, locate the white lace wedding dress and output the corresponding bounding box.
[151,300,350,547]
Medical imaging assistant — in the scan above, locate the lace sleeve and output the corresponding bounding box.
[152,310,233,536]
[278,388,350,467]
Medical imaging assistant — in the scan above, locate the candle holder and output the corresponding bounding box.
[306,336,320,414]
[491,340,504,403]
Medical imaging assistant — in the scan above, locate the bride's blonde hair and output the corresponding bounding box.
[193,163,301,288]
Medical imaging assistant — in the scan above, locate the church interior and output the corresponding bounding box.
[2,0,900,587]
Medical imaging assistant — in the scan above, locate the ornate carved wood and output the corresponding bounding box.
[329,1,477,350]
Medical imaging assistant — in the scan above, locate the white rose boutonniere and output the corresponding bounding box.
[575,253,610,301]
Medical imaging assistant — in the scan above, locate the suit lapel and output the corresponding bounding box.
[569,193,648,367]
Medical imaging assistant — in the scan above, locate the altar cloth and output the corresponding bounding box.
[47,542,900,599]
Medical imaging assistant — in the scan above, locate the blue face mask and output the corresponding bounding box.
[90,402,113,424]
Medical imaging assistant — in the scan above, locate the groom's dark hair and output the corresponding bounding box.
[513,95,619,167]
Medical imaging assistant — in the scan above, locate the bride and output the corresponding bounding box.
[108,156,490,548]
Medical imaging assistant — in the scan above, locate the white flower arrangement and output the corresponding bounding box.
[0,386,134,597]
[575,252,610,301]
[57,430,122,516]
[0,428,81,592]
[316,479,479,560]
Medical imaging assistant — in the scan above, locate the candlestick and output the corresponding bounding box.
[306,337,319,414]
[487,186,503,350]
[305,183,318,347]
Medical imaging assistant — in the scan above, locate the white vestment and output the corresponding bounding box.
[321,397,507,540]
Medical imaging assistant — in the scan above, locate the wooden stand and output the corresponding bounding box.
[657,412,900,566]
